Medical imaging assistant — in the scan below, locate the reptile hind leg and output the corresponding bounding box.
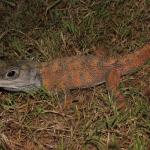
[106,68,127,110]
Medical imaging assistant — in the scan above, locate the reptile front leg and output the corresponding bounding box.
[106,68,127,110]
[56,90,73,112]
[63,90,73,110]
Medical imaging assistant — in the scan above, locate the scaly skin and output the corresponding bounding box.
[0,43,149,109]
[39,43,150,109]
[40,43,150,90]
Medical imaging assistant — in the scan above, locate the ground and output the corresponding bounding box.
[0,0,150,149]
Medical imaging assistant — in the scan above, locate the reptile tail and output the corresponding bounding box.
[119,42,150,75]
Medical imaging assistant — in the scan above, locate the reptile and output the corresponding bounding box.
[0,43,150,109]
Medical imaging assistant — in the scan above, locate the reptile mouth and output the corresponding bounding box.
[2,73,42,92]
[3,84,39,92]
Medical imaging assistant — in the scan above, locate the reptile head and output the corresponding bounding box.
[0,61,42,92]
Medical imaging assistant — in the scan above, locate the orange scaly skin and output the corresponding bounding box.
[39,43,150,109]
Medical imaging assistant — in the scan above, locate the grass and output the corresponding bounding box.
[0,0,150,149]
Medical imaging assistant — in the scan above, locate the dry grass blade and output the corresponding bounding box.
[0,0,150,149]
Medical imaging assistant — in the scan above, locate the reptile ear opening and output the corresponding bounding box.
[5,68,19,80]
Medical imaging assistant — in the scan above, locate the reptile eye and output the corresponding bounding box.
[5,68,19,80]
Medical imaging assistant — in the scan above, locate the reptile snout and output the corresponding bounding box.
[0,61,42,92]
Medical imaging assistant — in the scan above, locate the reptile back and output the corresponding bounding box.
[39,55,112,91]
[39,43,150,91]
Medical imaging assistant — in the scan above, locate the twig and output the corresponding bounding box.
[45,0,62,15]
[1,0,16,7]
[0,30,10,41]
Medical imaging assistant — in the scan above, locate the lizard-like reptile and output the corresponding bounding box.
[0,43,150,109]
